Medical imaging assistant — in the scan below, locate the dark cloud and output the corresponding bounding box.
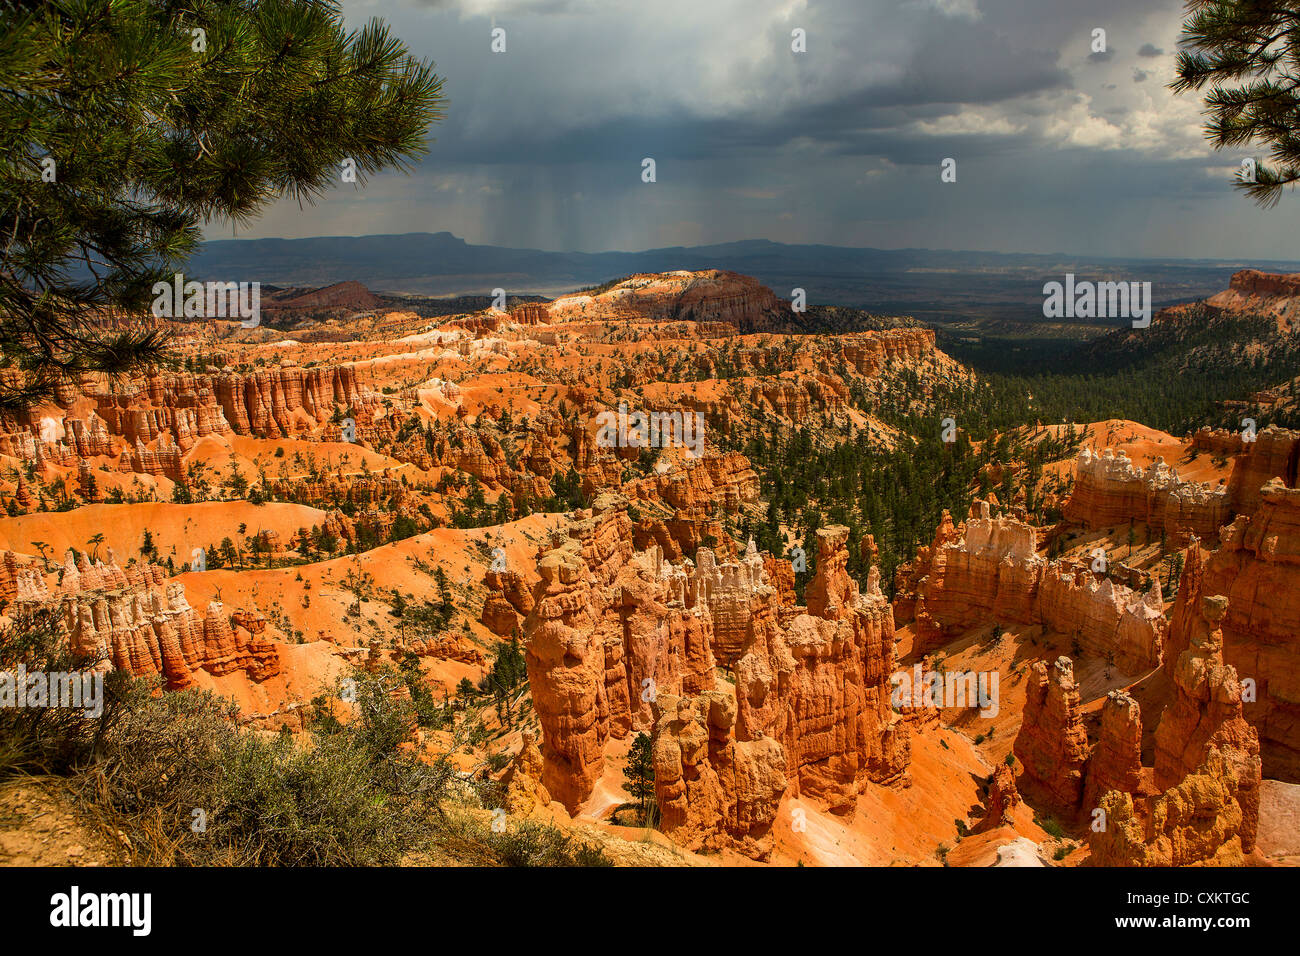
[227,0,1291,261]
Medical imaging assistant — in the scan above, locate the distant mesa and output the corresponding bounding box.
[1204,269,1300,330]
[263,280,383,313]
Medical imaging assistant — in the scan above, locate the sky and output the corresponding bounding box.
[217,0,1296,261]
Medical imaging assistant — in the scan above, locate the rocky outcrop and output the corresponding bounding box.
[269,474,407,510]
[1155,596,1260,799]
[1089,594,1261,866]
[980,763,1021,830]
[121,435,183,480]
[1000,581,1262,864]
[522,529,617,812]
[906,503,1165,673]
[0,363,376,492]
[1091,747,1260,866]
[1039,563,1166,674]
[733,527,910,810]
[651,690,787,859]
[1224,427,1300,517]
[522,502,909,855]
[520,500,728,811]
[912,504,1043,650]
[552,271,789,332]
[1083,690,1144,812]
[892,509,959,625]
[1205,268,1300,327]
[499,730,553,816]
[263,280,382,313]
[97,365,368,441]
[1065,447,1230,542]
[1171,479,1300,782]
[1063,429,1300,545]
[405,631,485,665]
[214,365,367,438]
[624,449,760,516]
[6,549,280,689]
[689,543,766,663]
[840,329,937,374]
[1013,656,1090,814]
[480,568,534,637]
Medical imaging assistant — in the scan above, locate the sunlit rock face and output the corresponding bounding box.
[523,502,909,857]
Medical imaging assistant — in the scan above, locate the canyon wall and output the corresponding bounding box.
[551,271,789,332]
[904,503,1166,674]
[1205,268,1300,327]
[1013,657,1090,813]
[1224,427,1300,517]
[1063,427,1300,541]
[1088,594,1261,866]
[734,526,910,812]
[0,364,375,487]
[1011,635,1261,867]
[1168,478,1300,783]
[522,499,908,857]
[651,690,787,859]
[1064,447,1229,542]
[1,549,280,689]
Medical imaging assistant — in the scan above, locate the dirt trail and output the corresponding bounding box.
[0,779,115,867]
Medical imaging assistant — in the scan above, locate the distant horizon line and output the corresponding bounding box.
[196,230,1300,269]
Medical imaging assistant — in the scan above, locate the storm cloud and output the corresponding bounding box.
[229,0,1287,262]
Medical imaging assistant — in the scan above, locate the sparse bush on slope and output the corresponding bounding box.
[0,613,608,865]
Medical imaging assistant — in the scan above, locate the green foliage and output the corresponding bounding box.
[486,820,612,867]
[0,607,120,776]
[1035,814,1066,840]
[0,616,452,864]
[1171,0,1300,206]
[479,639,527,728]
[622,731,656,815]
[0,0,445,408]
[548,467,589,511]
[397,653,450,729]
[992,311,1300,434]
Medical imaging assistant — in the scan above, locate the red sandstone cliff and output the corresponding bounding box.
[1064,447,1230,542]
[1166,478,1300,782]
[1088,593,1261,866]
[1013,656,1090,813]
[2,548,280,689]
[522,499,907,857]
[903,502,1165,674]
[652,690,787,859]
[1205,269,1300,329]
[1062,427,1300,542]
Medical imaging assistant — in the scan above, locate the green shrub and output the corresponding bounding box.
[76,671,452,865]
[0,611,616,867]
[1034,815,1066,840]
[487,821,612,867]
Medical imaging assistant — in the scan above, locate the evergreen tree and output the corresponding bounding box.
[478,638,527,728]
[0,0,445,408]
[622,731,656,819]
[1172,0,1300,205]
